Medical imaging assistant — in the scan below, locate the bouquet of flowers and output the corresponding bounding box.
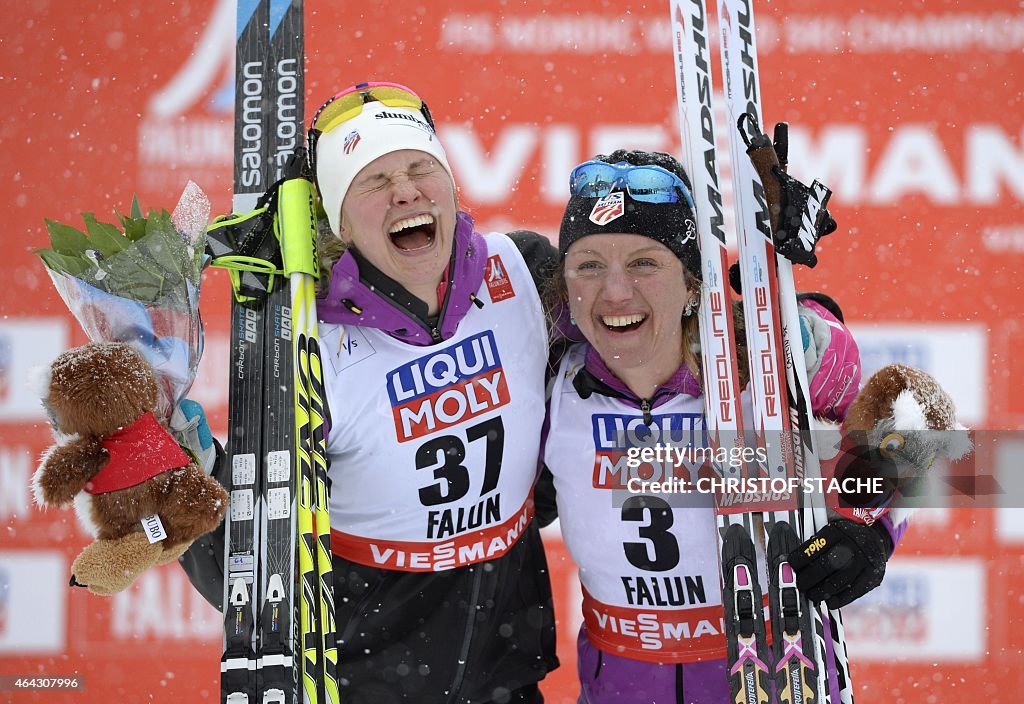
[36,181,210,422]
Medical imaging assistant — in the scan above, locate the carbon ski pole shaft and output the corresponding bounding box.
[667,1,772,702]
[265,0,340,698]
[279,171,340,704]
[716,0,854,701]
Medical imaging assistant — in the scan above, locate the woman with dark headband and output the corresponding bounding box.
[183,82,560,704]
[540,149,901,702]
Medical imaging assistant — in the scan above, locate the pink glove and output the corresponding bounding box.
[800,298,861,422]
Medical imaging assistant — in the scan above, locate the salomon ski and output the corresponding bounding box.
[209,1,333,702]
[213,1,273,702]
[252,1,306,702]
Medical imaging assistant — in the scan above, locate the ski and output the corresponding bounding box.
[714,1,827,702]
[667,2,773,702]
[209,0,315,701]
[716,0,854,701]
[209,1,339,702]
[213,1,273,702]
[254,1,305,702]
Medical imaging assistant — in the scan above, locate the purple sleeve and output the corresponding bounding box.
[802,298,862,422]
[878,513,910,556]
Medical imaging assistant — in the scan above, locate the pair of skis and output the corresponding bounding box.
[668,0,853,702]
[207,1,338,702]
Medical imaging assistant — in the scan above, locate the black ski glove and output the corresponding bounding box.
[787,519,893,609]
[738,114,837,267]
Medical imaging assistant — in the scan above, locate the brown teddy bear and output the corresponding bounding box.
[32,342,228,595]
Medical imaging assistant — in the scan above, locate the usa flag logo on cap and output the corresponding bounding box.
[343,130,361,154]
[589,191,625,226]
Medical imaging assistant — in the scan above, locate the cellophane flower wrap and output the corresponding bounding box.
[36,181,210,422]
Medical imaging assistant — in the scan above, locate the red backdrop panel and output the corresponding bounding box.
[1,0,1021,701]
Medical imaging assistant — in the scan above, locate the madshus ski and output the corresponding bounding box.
[715,1,830,703]
[668,0,852,702]
[716,1,854,702]
[207,0,337,702]
[667,1,772,701]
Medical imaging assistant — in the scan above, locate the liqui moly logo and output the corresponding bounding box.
[591,413,703,489]
[387,331,510,442]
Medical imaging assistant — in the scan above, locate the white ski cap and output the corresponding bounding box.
[315,100,453,236]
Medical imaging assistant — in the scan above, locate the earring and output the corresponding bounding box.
[683,296,697,317]
[570,314,577,326]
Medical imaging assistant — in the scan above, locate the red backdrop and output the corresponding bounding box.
[2,0,1022,701]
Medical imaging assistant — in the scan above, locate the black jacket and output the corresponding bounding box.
[181,228,560,704]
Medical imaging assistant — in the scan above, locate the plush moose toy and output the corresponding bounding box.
[790,363,974,609]
[844,363,972,456]
[825,362,974,525]
[32,342,228,595]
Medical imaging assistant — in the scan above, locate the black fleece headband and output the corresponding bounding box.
[558,190,702,279]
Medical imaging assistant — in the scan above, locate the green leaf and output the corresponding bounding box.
[130,194,144,220]
[83,213,127,257]
[141,212,189,283]
[121,216,148,242]
[44,219,91,255]
[36,248,91,276]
